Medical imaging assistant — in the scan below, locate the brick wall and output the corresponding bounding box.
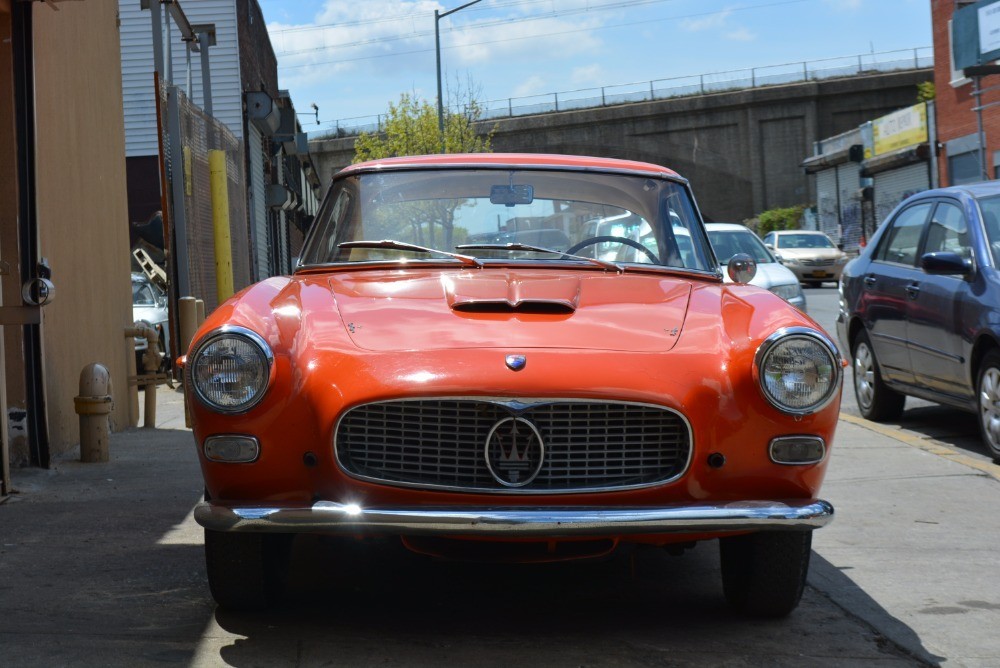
[933,0,1000,184]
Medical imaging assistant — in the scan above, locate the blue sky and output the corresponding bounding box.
[258,0,932,135]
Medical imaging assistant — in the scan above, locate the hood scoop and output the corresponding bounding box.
[446,274,580,314]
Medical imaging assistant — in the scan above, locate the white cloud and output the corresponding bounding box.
[726,27,756,42]
[571,64,605,86]
[513,75,548,98]
[680,10,732,32]
[825,0,863,9]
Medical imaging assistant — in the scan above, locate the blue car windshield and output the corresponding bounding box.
[299,168,716,273]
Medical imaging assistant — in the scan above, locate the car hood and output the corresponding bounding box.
[776,247,843,260]
[133,305,168,325]
[324,269,693,353]
[720,262,799,289]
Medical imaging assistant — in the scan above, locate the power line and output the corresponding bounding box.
[277,0,816,70]
[272,0,704,56]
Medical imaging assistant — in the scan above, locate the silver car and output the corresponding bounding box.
[706,223,806,312]
[761,230,849,286]
[131,272,170,371]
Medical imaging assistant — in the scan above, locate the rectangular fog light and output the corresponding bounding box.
[204,435,260,463]
[769,436,825,465]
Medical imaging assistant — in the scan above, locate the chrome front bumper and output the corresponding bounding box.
[194,499,833,537]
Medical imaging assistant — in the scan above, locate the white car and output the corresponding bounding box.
[706,223,807,312]
[131,272,170,371]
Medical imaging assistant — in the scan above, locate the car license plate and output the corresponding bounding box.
[812,270,829,278]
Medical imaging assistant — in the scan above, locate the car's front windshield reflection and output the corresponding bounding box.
[299,168,714,272]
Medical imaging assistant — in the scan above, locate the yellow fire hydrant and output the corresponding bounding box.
[74,363,113,463]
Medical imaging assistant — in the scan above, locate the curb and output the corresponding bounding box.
[839,412,1000,482]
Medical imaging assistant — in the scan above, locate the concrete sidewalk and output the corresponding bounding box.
[0,387,998,666]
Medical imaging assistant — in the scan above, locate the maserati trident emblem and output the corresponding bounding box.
[505,354,526,371]
[485,416,544,487]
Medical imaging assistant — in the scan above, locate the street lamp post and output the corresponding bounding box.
[435,0,482,153]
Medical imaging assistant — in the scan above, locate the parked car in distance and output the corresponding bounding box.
[131,272,170,372]
[763,230,849,286]
[837,182,1000,462]
[706,223,806,312]
[182,153,842,617]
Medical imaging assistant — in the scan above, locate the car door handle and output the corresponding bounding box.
[863,275,877,288]
[905,284,920,299]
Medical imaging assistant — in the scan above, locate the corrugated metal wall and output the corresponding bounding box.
[119,0,242,158]
[873,163,930,228]
[248,124,269,280]
[837,162,863,250]
[816,169,839,239]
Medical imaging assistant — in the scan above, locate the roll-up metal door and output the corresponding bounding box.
[873,163,930,230]
[816,168,839,239]
[837,162,863,250]
[248,124,270,280]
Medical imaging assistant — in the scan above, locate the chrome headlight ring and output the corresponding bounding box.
[753,327,842,416]
[188,325,275,414]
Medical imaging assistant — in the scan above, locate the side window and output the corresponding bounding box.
[923,202,971,259]
[763,233,774,247]
[876,202,933,265]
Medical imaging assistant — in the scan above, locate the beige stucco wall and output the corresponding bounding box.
[33,0,132,454]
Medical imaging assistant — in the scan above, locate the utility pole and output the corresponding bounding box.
[435,0,482,153]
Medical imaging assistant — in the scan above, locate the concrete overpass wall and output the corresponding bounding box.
[309,69,930,223]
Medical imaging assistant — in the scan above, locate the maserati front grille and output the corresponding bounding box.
[335,399,691,493]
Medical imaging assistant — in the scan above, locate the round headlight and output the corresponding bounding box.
[755,328,841,415]
[190,327,273,413]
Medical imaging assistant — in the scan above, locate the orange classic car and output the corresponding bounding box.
[182,153,842,616]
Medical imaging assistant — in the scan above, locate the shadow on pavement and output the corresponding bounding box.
[210,538,933,666]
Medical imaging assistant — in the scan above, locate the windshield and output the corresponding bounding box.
[775,233,835,250]
[299,168,715,273]
[707,229,775,264]
[132,281,160,306]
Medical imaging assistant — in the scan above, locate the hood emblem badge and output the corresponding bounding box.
[505,354,526,371]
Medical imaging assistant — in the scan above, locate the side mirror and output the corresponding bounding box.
[764,243,774,250]
[727,252,757,284]
[837,243,845,251]
[921,251,973,277]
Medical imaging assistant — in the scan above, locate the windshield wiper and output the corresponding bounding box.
[456,243,622,272]
[339,240,481,268]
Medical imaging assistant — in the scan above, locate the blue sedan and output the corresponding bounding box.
[837,182,1000,462]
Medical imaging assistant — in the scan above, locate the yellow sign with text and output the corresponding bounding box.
[873,103,928,156]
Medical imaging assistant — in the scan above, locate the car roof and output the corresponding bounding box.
[908,181,1000,201]
[705,223,752,232]
[773,229,827,235]
[341,153,683,180]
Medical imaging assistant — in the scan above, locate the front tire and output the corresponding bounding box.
[852,329,905,421]
[719,531,812,617]
[977,350,1000,463]
[204,530,292,610]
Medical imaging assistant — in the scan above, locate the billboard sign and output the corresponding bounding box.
[873,104,928,156]
[954,0,1000,70]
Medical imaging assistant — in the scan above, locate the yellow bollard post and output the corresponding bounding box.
[209,150,234,304]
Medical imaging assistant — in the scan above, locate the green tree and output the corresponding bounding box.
[353,90,494,162]
[917,81,935,102]
[352,87,495,248]
[755,205,806,237]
